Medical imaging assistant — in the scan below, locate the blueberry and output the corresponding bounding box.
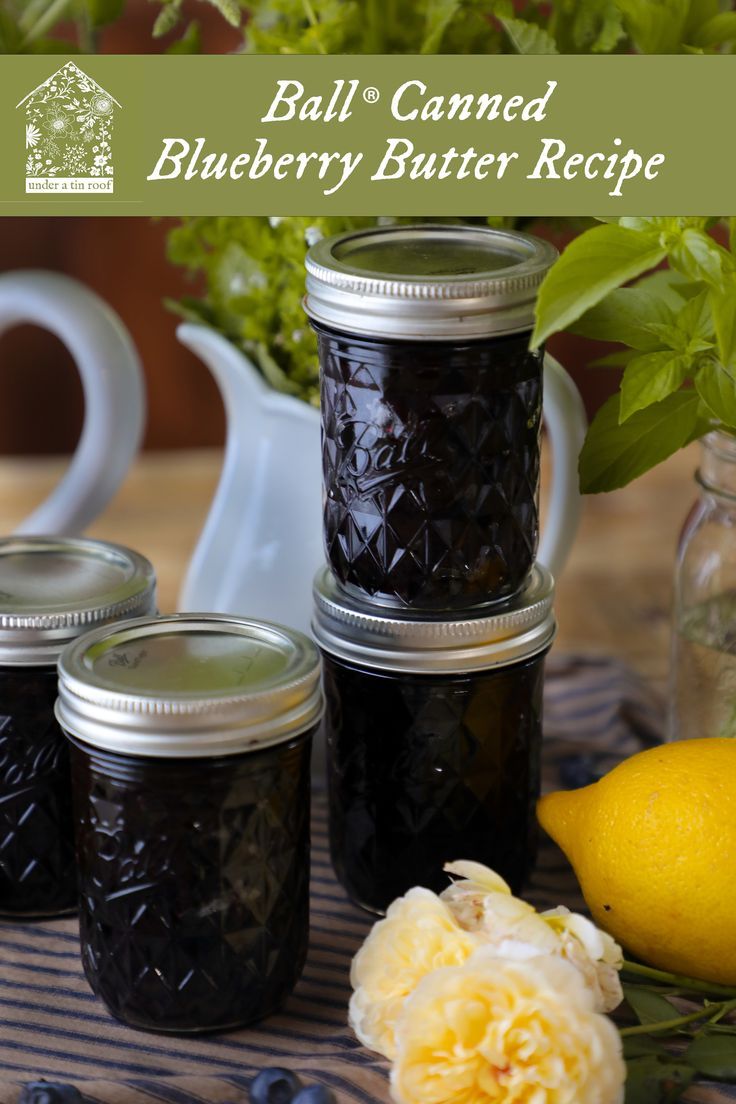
[293,1086,337,1104]
[249,1068,302,1104]
[20,1083,83,1104]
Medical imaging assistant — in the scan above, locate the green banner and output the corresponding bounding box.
[1,55,734,215]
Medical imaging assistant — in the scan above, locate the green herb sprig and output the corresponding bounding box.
[533,216,736,492]
[618,959,736,1102]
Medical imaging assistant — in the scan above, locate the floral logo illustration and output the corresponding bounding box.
[17,62,120,194]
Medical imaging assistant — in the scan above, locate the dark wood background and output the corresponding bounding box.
[0,216,619,455]
[0,2,618,455]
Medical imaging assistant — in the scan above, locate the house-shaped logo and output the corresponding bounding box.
[17,61,120,195]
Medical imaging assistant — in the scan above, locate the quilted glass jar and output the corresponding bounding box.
[312,565,555,914]
[0,537,156,918]
[305,225,558,610]
[56,614,322,1034]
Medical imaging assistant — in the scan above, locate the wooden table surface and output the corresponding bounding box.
[0,442,699,691]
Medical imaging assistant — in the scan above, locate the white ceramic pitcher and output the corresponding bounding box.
[0,270,145,534]
[178,322,587,636]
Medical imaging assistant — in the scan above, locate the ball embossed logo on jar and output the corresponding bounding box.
[305,224,582,611]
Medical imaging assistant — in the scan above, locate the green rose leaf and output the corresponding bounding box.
[695,360,736,428]
[624,1056,694,1104]
[623,1036,668,1060]
[497,15,559,54]
[532,225,667,347]
[687,1034,736,1079]
[619,351,692,422]
[579,391,709,493]
[624,985,679,1025]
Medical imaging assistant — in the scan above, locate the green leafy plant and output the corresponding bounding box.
[149,0,736,56]
[533,217,736,492]
[618,960,736,1102]
[0,0,124,52]
[167,215,518,404]
[4,1,736,59]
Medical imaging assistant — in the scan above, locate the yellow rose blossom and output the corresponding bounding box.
[390,950,625,1104]
[349,887,479,1059]
[440,862,623,1013]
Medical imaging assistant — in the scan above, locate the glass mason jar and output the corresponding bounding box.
[312,565,555,914]
[56,614,322,1035]
[304,224,560,611]
[0,537,156,918]
[670,432,736,740]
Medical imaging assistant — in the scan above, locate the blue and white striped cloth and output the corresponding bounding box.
[0,657,731,1104]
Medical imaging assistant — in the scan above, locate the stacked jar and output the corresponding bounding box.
[304,224,571,914]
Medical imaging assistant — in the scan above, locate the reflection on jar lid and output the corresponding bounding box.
[312,564,556,675]
[0,537,157,666]
[304,224,558,341]
[56,614,323,758]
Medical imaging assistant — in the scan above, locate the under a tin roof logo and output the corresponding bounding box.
[17,62,119,194]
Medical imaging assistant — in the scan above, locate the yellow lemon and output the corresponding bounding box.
[537,738,736,984]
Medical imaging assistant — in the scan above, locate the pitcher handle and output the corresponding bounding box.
[0,271,145,535]
[539,353,588,580]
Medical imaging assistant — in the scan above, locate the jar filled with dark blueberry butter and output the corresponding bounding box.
[0,537,156,918]
[56,614,322,1034]
[312,565,555,915]
[305,224,559,611]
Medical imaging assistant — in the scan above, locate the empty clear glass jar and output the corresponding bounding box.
[670,432,736,740]
[0,536,155,917]
[56,613,322,1034]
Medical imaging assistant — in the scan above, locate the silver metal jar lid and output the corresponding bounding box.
[0,537,157,667]
[304,224,558,341]
[56,614,324,759]
[312,565,555,675]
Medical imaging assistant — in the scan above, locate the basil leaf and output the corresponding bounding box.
[533,225,667,347]
[571,287,675,350]
[624,1056,694,1104]
[624,985,679,1025]
[591,349,640,368]
[676,288,714,350]
[670,229,730,287]
[712,285,736,368]
[579,391,709,493]
[498,15,559,54]
[620,352,692,422]
[687,1034,736,1079]
[695,360,736,428]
